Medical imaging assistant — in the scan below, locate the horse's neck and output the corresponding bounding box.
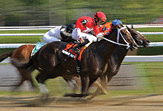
[111,46,128,66]
[96,29,119,60]
[107,46,128,74]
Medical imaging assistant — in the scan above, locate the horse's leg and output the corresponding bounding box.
[18,67,38,90]
[64,75,90,97]
[80,75,90,97]
[63,76,79,93]
[99,75,108,94]
[36,73,49,94]
[87,75,108,100]
[12,77,25,91]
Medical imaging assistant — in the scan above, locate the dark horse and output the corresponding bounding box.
[11,24,138,97]
[88,25,150,99]
[62,25,150,98]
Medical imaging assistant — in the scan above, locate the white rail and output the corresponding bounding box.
[0,33,44,36]
[123,55,163,62]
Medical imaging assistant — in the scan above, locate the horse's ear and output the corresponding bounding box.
[116,24,121,28]
[126,25,130,31]
[131,24,134,29]
[120,24,124,27]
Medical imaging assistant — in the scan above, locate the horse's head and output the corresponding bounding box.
[108,24,138,51]
[126,25,150,47]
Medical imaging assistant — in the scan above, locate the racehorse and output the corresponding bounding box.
[87,25,150,99]
[0,34,74,90]
[0,24,148,93]
[63,25,150,99]
[11,24,138,97]
[0,45,35,90]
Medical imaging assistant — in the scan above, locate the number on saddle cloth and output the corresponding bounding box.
[31,42,46,55]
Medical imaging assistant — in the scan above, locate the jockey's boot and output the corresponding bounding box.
[72,40,89,53]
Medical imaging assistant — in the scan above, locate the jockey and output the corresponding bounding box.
[99,22,112,35]
[98,19,123,36]
[71,12,107,53]
[32,24,75,54]
[112,19,123,26]
[43,24,75,43]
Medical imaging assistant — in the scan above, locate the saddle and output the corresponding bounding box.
[62,42,86,61]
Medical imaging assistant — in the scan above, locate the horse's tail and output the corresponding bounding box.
[0,51,13,62]
[11,51,38,71]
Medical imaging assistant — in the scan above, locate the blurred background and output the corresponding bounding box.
[0,0,163,26]
[0,0,163,98]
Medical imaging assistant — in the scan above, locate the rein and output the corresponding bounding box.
[102,27,130,49]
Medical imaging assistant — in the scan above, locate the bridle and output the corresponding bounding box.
[102,26,130,49]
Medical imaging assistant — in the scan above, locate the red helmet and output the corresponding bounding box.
[94,12,107,22]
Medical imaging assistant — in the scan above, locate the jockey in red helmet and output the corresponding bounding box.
[72,12,107,53]
[94,12,107,25]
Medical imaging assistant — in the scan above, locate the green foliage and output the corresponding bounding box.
[0,0,163,25]
[20,0,48,5]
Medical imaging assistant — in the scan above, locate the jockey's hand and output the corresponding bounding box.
[96,32,104,41]
[79,38,85,43]
[97,36,103,41]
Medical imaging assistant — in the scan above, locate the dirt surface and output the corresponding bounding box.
[0,94,163,111]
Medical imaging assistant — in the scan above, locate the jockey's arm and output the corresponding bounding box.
[72,28,85,43]
[72,28,83,42]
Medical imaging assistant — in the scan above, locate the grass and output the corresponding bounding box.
[144,34,163,42]
[108,62,163,97]
[0,30,49,33]
[135,28,163,32]
[0,36,42,43]
[137,46,163,55]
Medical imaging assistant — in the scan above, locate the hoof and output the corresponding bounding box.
[64,93,89,98]
[40,93,50,102]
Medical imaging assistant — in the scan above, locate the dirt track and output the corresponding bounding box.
[0,94,163,111]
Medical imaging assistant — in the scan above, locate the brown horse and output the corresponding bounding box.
[0,26,75,90]
[88,25,150,99]
[0,45,35,90]
[61,25,150,98]
[11,24,138,97]
[0,42,74,90]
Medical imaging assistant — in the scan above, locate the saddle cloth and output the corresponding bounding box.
[31,42,45,55]
[63,43,86,61]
